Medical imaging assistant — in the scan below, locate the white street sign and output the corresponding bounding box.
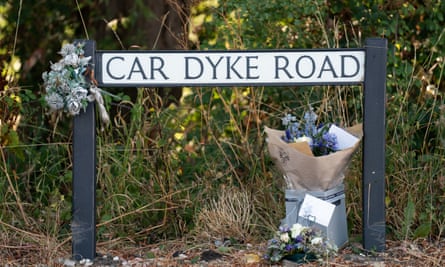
[97,50,365,86]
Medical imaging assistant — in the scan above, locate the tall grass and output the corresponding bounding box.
[384,47,445,240]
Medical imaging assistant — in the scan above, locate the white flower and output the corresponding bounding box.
[42,71,48,81]
[45,85,54,93]
[50,61,64,72]
[282,113,296,126]
[66,97,82,115]
[290,223,304,238]
[59,82,72,94]
[72,86,89,99]
[59,43,76,56]
[280,233,290,243]
[78,56,91,67]
[45,93,64,111]
[63,53,79,67]
[294,135,312,145]
[311,237,323,245]
[42,42,109,124]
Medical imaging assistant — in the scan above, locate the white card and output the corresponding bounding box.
[298,194,336,227]
[329,124,359,150]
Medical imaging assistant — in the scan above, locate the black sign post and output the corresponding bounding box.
[363,38,387,251]
[72,38,387,260]
[72,40,96,261]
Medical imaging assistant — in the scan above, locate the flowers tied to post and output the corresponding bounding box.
[281,107,338,157]
[42,42,109,124]
[264,223,337,263]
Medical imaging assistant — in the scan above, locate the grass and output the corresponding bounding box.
[194,186,254,242]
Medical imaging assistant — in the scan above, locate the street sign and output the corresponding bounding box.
[97,50,365,87]
[73,38,387,260]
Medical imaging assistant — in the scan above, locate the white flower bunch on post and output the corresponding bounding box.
[42,42,109,124]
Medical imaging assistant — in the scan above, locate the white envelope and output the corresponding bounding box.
[298,194,335,227]
[329,124,360,150]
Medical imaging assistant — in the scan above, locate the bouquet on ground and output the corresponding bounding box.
[264,106,362,191]
[264,223,337,263]
[42,42,109,124]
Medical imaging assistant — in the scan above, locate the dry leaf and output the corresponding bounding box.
[244,253,260,264]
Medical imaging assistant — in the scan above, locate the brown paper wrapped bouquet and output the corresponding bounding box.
[265,107,362,191]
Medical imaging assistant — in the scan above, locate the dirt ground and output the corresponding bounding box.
[57,239,445,266]
[2,238,445,266]
[129,239,444,266]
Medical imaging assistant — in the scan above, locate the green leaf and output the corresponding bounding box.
[217,246,232,254]
[145,251,155,259]
[413,222,431,239]
[402,195,415,238]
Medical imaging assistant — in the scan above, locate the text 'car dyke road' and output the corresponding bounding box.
[97,50,365,87]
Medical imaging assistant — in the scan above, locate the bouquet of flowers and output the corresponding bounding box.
[264,223,337,263]
[281,107,339,157]
[42,42,109,124]
[264,106,362,191]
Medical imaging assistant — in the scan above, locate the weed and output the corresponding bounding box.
[194,186,254,242]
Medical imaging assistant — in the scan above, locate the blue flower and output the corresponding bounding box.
[303,108,317,136]
[280,107,339,156]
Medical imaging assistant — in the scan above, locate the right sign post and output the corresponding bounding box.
[362,38,387,251]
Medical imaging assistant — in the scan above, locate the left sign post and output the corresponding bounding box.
[72,40,97,261]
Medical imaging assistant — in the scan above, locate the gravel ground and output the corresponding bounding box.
[1,238,445,266]
[40,239,444,267]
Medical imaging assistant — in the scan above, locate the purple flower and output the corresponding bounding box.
[322,132,338,150]
[294,235,304,243]
[284,129,292,142]
[285,244,293,251]
[279,225,290,233]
